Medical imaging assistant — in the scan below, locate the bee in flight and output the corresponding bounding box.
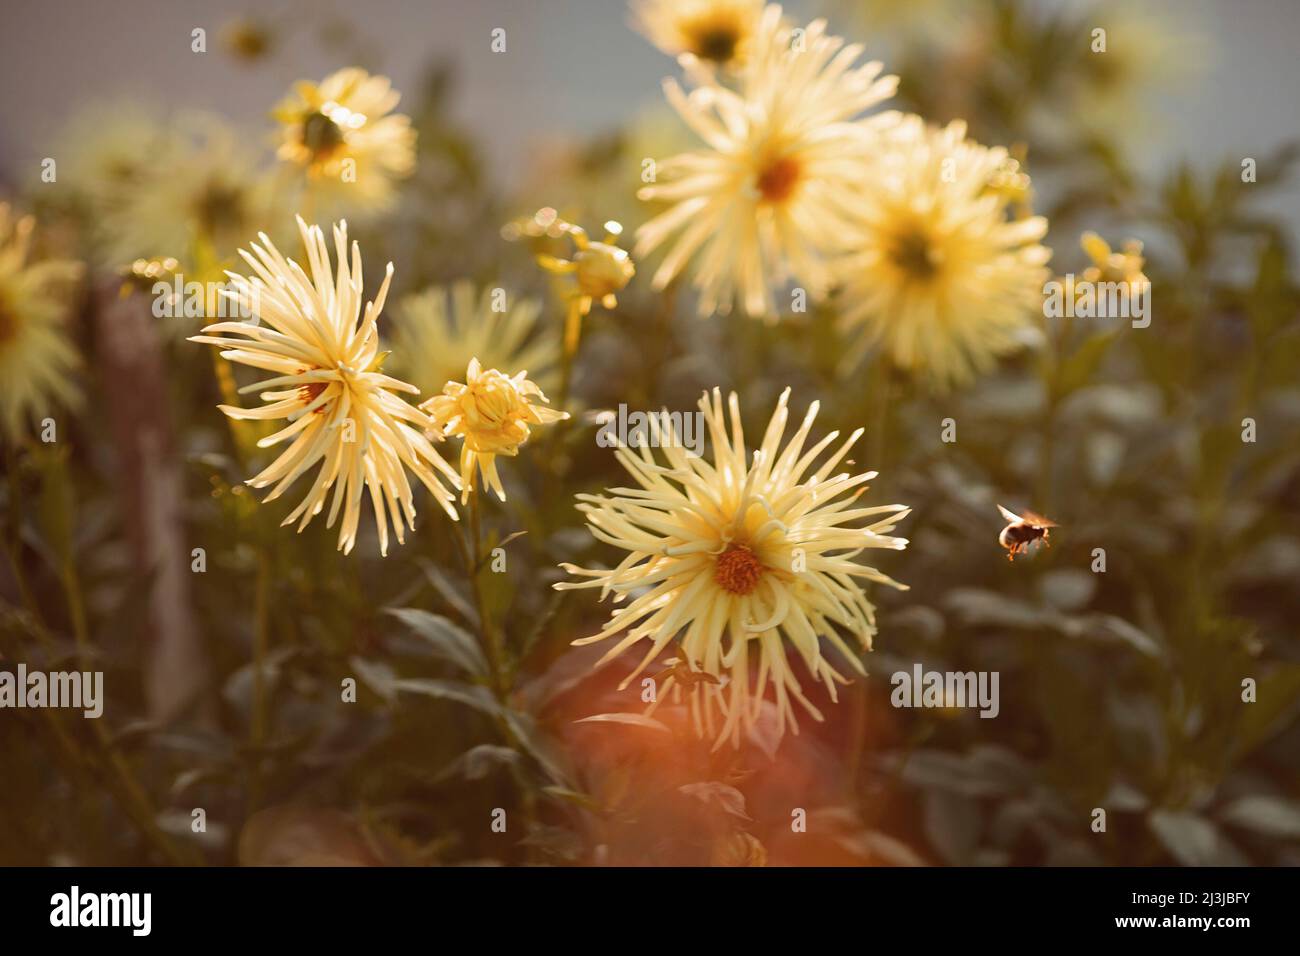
[651,655,720,690]
[997,505,1058,561]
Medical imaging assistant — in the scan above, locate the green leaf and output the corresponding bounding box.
[384,607,486,677]
[574,712,671,733]
[1087,615,1162,657]
[437,744,520,783]
[923,789,981,865]
[946,590,1162,658]
[238,806,382,867]
[1038,569,1097,612]
[504,710,573,789]
[391,678,502,717]
[944,588,1049,630]
[851,831,927,867]
[1149,810,1245,866]
[1232,664,1300,759]
[349,656,398,703]
[1059,328,1120,394]
[517,589,568,667]
[1219,795,1300,839]
[541,786,603,812]
[480,530,527,570]
[1246,236,1291,339]
[894,749,1007,798]
[417,558,479,626]
[679,782,751,821]
[517,824,585,861]
[34,445,75,570]
[478,558,516,625]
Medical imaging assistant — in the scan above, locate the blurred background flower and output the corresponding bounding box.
[0,204,83,442]
[102,116,287,277]
[390,281,560,397]
[273,67,417,218]
[631,0,766,69]
[635,5,898,317]
[835,116,1052,388]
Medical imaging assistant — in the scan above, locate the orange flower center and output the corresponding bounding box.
[887,225,940,280]
[302,111,345,160]
[756,154,801,204]
[685,18,742,63]
[299,380,330,412]
[714,544,765,595]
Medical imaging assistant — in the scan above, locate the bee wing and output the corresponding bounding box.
[997,504,1021,524]
[1021,510,1058,528]
[650,661,678,681]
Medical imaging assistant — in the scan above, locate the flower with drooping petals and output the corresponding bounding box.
[557,388,910,749]
[189,216,459,555]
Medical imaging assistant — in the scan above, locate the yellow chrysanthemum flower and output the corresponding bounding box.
[222,16,275,62]
[630,0,765,69]
[273,68,416,213]
[102,118,286,283]
[1068,4,1203,138]
[1080,231,1149,290]
[532,213,636,319]
[390,281,560,399]
[0,205,83,444]
[509,208,636,320]
[49,103,169,221]
[557,388,910,749]
[636,5,897,318]
[189,217,459,555]
[421,358,568,503]
[836,116,1052,388]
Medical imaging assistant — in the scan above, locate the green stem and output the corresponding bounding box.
[61,555,200,865]
[1035,314,1073,513]
[452,492,545,859]
[556,297,584,420]
[7,444,197,862]
[865,358,894,476]
[249,547,272,809]
[465,491,506,698]
[209,350,260,460]
[848,359,895,785]
[638,282,677,406]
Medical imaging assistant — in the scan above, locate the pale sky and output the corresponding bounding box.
[1,0,1296,234]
